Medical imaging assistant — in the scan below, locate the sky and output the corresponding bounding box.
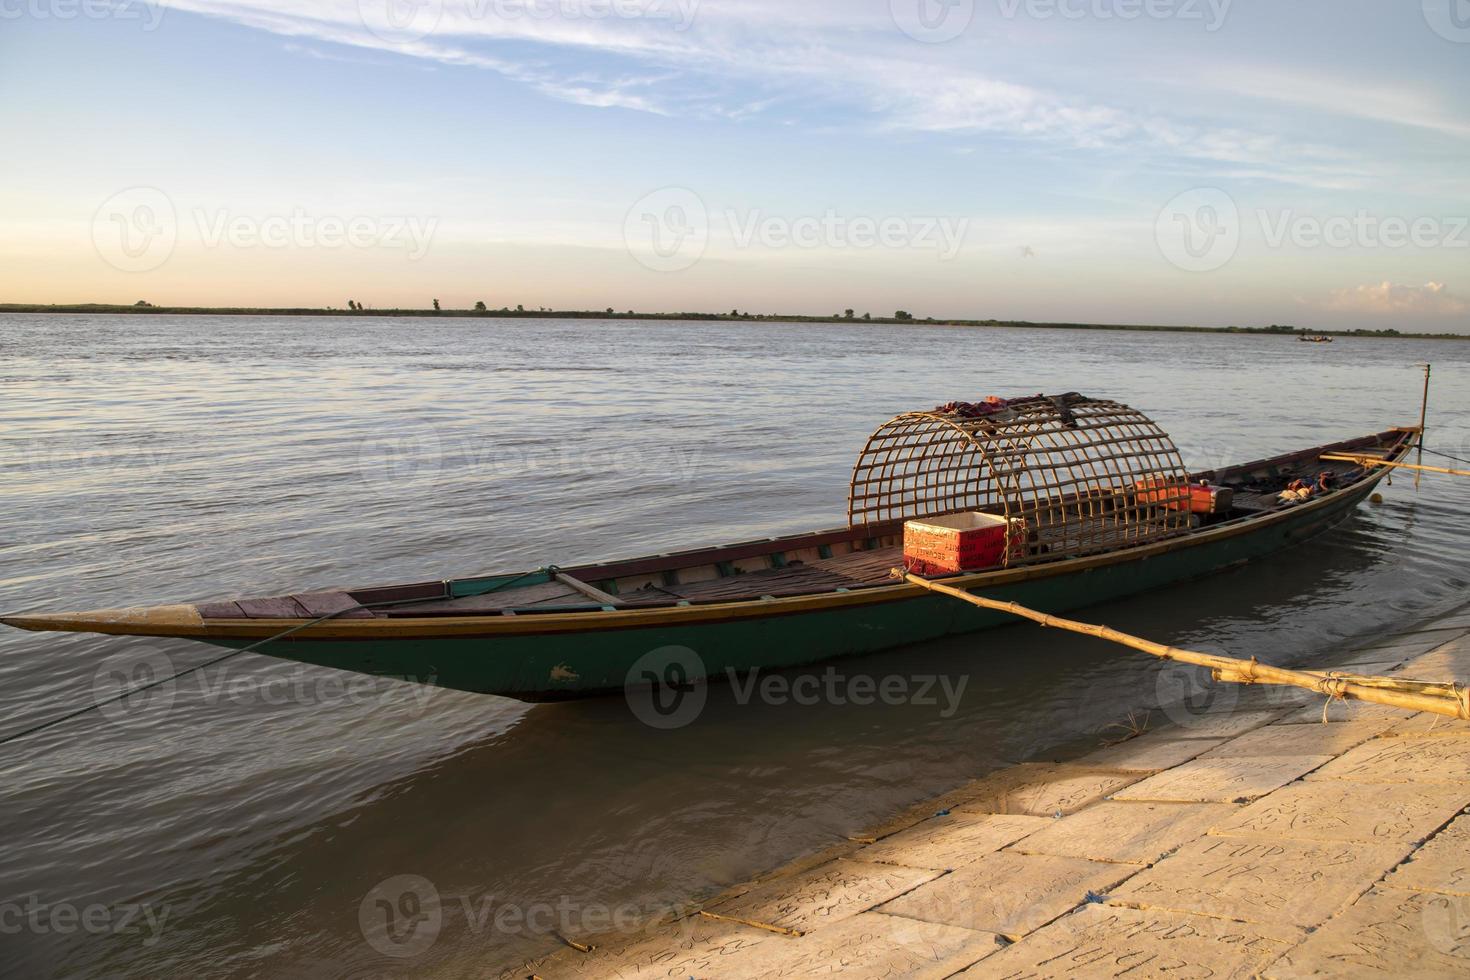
[2,0,1468,330]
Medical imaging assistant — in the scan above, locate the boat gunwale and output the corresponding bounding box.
[2,428,1415,641]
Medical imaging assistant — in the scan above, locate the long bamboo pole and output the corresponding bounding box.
[1319,453,1470,479]
[894,570,1470,720]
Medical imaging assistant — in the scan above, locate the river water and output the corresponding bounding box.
[1,314,1466,978]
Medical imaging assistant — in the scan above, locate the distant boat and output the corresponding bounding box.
[1299,335,1335,343]
[2,396,1415,701]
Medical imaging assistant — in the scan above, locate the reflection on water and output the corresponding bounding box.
[0,315,1465,977]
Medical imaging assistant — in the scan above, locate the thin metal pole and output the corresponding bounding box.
[1417,363,1431,490]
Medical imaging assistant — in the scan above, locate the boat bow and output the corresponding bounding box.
[0,605,206,637]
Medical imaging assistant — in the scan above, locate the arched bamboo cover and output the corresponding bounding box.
[848,394,1192,565]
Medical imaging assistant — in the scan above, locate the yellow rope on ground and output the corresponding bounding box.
[556,935,594,953]
[895,570,1470,721]
[698,910,805,937]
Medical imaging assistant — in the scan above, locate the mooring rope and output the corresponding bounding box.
[1423,446,1470,467]
[0,611,359,748]
[0,566,558,748]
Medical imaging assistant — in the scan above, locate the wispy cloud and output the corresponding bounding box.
[153,0,1408,188]
[281,40,430,68]
[1191,66,1470,141]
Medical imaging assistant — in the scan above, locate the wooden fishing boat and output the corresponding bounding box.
[2,396,1416,701]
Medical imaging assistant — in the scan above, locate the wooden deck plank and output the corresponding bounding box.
[809,547,906,584]
[235,596,311,619]
[291,591,375,619]
[382,581,580,614]
[197,600,246,620]
[662,564,859,601]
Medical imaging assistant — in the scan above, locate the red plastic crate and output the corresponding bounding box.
[903,512,1025,577]
[1135,479,1234,515]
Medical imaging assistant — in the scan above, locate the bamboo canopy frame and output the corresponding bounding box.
[898,571,1470,721]
[849,395,1193,564]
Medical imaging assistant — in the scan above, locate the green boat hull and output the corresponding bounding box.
[218,479,1379,700]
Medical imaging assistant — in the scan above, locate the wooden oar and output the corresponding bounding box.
[1320,453,1470,479]
[552,571,625,608]
[894,570,1470,720]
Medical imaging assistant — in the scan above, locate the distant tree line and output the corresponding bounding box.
[5,303,1457,341]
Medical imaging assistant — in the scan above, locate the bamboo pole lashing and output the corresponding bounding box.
[895,570,1470,721]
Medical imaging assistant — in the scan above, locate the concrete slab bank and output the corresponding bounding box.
[516,608,1470,979]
